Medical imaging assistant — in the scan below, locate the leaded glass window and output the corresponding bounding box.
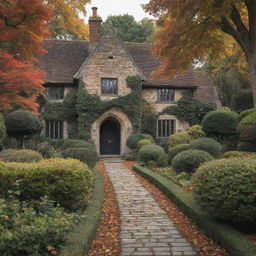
[157,88,175,103]
[101,78,118,95]
[157,119,176,138]
[46,86,64,100]
[45,120,63,139]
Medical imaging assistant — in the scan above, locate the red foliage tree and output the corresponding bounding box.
[0,0,51,113]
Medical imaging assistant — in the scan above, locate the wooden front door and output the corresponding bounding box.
[100,119,120,155]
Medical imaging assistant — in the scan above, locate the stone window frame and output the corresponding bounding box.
[157,88,175,103]
[45,120,64,139]
[46,86,64,100]
[101,78,118,96]
[156,119,176,138]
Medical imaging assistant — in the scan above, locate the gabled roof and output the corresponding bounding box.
[37,38,220,104]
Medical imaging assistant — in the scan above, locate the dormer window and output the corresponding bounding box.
[46,86,64,100]
[101,78,118,96]
[157,88,175,103]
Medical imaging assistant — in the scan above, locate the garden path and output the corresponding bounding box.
[104,160,197,256]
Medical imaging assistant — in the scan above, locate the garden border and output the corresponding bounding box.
[60,169,104,256]
[133,164,256,256]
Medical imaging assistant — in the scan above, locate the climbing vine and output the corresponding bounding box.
[76,76,142,139]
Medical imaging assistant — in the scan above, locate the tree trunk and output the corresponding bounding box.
[248,56,256,108]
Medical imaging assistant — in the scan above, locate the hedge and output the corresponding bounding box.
[61,169,104,256]
[0,149,43,162]
[62,140,96,150]
[133,165,256,256]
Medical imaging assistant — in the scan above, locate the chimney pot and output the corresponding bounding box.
[92,7,98,17]
[89,7,102,46]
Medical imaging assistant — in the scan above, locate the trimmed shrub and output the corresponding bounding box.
[168,131,192,150]
[156,138,169,153]
[239,108,255,121]
[142,134,155,143]
[172,150,214,173]
[237,141,256,152]
[192,158,256,223]
[238,112,256,143]
[37,142,61,158]
[0,113,6,150]
[156,152,168,167]
[126,133,145,150]
[62,139,95,150]
[124,152,137,161]
[168,144,190,163]
[221,151,256,159]
[187,125,205,139]
[202,109,239,137]
[137,139,153,150]
[233,89,254,112]
[0,149,43,162]
[139,144,164,164]
[0,158,94,210]
[5,110,42,148]
[189,138,221,158]
[62,147,99,168]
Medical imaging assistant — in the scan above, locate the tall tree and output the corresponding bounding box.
[102,14,155,43]
[0,0,50,113]
[145,0,256,107]
[44,0,90,40]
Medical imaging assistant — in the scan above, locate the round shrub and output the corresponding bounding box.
[221,151,256,159]
[142,134,155,143]
[0,158,94,210]
[0,113,6,150]
[37,142,61,158]
[62,147,99,168]
[192,158,256,223]
[168,144,190,163]
[187,125,205,139]
[238,112,256,143]
[156,152,168,167]
[138,144,164,164]
[237,141,256,152]
[0,149,43,162]
[126,133,145,150]
[202,109,239,137]
[5,110,42,148]
[239,108,255,121]
[156,138,169,153]
[137,139,153,150]
[62,139,95,150]
[168,131,192,150]
[233,89,253,112]
[172,150,214,173]
[189,138,221,158]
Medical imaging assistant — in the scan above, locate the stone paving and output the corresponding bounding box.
[104,161,197,256]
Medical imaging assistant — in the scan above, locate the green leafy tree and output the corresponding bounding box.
[101,15,155,43]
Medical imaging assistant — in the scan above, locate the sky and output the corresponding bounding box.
[85,0,153,22]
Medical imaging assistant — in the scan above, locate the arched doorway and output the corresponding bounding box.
[100,118,120,155]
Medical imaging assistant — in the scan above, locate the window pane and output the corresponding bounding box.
[46,86,64,100]
[101,78,118,95]
[157,89,175,102]
[157,119,176,137]
[45,120,63,139]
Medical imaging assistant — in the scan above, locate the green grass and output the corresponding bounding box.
[133,164,256,256]
[60,169,104,256]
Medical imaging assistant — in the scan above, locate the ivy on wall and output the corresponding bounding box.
[160,91,216,125]
[76,76,142,139]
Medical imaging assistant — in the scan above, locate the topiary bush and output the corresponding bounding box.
[5,110,42,148]
[0,113,6,151]
[37,142,61,158]
[62,147,99,168]
[192,158,256,223]
[202,109,239,137]
[239,108,255,121]
[187,125,205,139]
[137,139,153,150]
[172,150,214,173]
[237,141,256,152]
[237,112,256,143]
[168,131,192,150]
[62,139,95,150]
[168,144,190,163]
[156,152,168,167]
[126,133,145,150]
[142,133,155,143]
[156,138,169,153]
[0,149,43,162]
[189,138,222,158]
[0,158,94,210]
[138,144,164,166]
[221,151,256,159]
[123,152,137,161]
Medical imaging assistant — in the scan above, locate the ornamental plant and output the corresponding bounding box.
[139,144,164,167]
[168,144,190,163]
[0,149,43,162]
[192,158,256,223]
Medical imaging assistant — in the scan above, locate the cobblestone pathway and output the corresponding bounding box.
[104,161,197,256]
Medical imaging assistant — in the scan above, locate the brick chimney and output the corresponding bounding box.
[89,7,102,46]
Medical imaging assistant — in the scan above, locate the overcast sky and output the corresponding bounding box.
[85,0,153,22]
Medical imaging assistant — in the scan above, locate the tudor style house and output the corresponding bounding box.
[38,7,220,156]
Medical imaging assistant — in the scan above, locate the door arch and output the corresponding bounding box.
[100,118,120,155]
